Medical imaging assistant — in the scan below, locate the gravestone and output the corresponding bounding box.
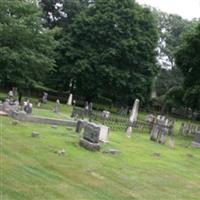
[67,93,73,106]
[192,131,200,148]
[150,115,171,144]
[83,123,100,143]
[88,102,93,115]
[79,123,101,151]
[24,101,32,114]
[32,131,40,138]
[76,120,87,133]
[42,92,48,103]
[126,99,140,137]
[54,99,60,113]
[99,125,109,143]
[101,111,110,120]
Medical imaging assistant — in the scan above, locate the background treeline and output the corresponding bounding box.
[0,0,199,114]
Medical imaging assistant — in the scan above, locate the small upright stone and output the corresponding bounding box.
[32,131,40,138]
[54,99,60,113]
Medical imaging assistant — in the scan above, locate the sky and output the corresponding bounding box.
[136,0,200,20]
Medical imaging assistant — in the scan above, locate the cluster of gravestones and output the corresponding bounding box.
[76,120,109,151]
[150,115,174,144]
[179,122,200,136]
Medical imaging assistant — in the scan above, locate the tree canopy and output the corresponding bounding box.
[46,0,158,105]
[175,24,200,110]
[0,0,57,88]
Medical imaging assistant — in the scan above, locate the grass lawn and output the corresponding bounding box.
[1,116,200,200]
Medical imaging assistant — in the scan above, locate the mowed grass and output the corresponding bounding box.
[1,116,200,200]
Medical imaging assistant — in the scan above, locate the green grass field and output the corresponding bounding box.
[1,115,200,200]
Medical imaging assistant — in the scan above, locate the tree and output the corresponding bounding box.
[175,24,200,111]
[151,9,196,69]
[55,0,158,104]
[0,0,57,89]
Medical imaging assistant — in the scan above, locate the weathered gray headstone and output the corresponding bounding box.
[83,123,100,143]
[192,131,200,148]
[54,99,60,113]
[150,115,171,144]
[76,120,87,133]
[79,123,100,151]
[42,92,48,103]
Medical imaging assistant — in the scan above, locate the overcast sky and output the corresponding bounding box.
[136,0,200,20]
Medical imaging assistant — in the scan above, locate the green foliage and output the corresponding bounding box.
[176,24,200,110]
[53,0,158,104]
[152,9,197,68]
[0,0,57,88]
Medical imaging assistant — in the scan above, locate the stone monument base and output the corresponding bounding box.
[79,138,100,151]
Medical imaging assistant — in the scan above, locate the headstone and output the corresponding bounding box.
[88,102,93,115]
[126,99,140,137]
[192,131,200,148]
[42,92,48,103]
[2,99,11,113]
[67,93,73,106]
[24,101,32,114]
[99,125,109,143]
[145,114,156,125]
[8,90,14,99]
[79,122,101,151]
[150,115,172,145]
[76,120,87,133]
[101,111,110,120]
[54,99,60,113]
[84,101,89,116]
[83,123,100,143]
[32,131,40,138]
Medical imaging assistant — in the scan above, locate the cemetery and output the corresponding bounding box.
[0,0,200,200]
[1,89,200,200]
